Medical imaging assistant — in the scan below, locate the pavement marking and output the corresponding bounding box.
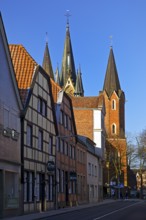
[93,201,143,220]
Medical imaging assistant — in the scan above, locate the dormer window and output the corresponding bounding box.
[112,123,116,134]
[112,99,116,110]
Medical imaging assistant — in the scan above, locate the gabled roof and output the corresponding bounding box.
[9,44,38,89]
[9,43,58,134]
[60,22,76,87]
[71,94,104,109]
[103,47,121,97]
[74,67,84,97]
[42,42,54,80]
[9,44,38,106]
[0,13,22,110]
[50,78,62,103]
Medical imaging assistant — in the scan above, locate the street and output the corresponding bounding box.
[41,200,146,220]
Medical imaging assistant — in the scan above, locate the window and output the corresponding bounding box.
[69,145,72,158]
[37,97,47,117]
[36,173,40,201]
[24,171,34,202]
[42,100,47,116]
[61,170,64,193]
[60,111,64,125]
[57,137,60,152]
[112,99,116,110]
[95,166,97,177]
[64,142,68,155]
[26,125,32,147]
[68,117,71,130]
[57,169,60,193]
[88,163,91,175]
[64,114,68,128]
[72,147,75,159]
[48,136,53,155]
[60,139,64,153]
[38,129,43,150]
[4,108,9,128]
[92,164,94,176]
[112,124,116,134]
[77,149,79,161]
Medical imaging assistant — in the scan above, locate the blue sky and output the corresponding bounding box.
[0,0,146,137]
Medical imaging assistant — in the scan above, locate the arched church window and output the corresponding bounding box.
[112,99,116,110]
[112,123,116,134]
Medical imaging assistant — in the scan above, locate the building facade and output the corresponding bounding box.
[9,45,58,213]
[51,83,78,208]
[101,47,127,193]
[71,95,105,201]
[76,137,88,204]
[0,15,22,218]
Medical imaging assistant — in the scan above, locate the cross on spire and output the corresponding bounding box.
[46,32,48,44]
[65,9,71,24]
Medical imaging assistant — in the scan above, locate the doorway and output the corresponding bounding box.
[65,171,69,205]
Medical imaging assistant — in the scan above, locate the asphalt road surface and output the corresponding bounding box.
[42,200,146,220]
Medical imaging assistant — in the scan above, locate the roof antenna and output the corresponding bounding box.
[65,9,71,26]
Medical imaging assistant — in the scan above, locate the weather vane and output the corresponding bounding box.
[46,32,48,44]
[65,9,71,24]
[109,35,113,47]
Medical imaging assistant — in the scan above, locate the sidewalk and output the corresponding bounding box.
[4,199,116,220]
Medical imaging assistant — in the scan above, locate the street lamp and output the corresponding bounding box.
[106,160,110,197]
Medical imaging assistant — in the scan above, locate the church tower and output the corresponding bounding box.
[102,47,127,187]
[42,41,54,80]
[60,20,84,96]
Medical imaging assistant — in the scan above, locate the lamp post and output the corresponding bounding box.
[106,161,110,197]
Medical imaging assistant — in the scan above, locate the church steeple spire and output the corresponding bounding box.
[55,65,60,85]
[42,38,54,80]
[74,66,84,97]
[103,47,121,97]
[60,17,76,89]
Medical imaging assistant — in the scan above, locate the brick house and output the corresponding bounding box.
[71,95,105,200]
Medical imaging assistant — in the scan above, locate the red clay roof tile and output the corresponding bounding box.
[71,95,104,108]
[9,44,38,89]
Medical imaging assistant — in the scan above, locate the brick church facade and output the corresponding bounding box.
[101,47,127,191]
[48,20,127,190]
